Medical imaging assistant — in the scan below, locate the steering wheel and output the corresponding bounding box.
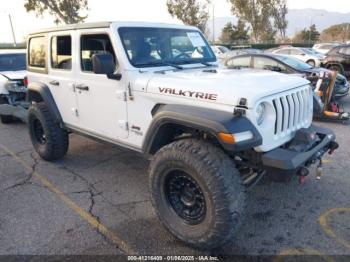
[174,52,191,60]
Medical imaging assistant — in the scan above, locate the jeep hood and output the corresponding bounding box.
[0,70,27,80]
[146,68,310,108]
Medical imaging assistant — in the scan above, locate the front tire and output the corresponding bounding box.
[28,102,69,161]
[149,139,246,250]
[0,96,14,124]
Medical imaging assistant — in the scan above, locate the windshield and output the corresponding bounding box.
[0,53,26,71]
[218,46,229,53]
[275,55,313,70]
[118,27,216,68]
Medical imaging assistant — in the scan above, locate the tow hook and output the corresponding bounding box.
[298,167,309,184]
[316,159,323,180]
[328,141,339,155]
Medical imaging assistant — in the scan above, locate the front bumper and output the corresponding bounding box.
[261,125,338,182]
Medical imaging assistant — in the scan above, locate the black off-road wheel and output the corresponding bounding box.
[149,139,246,250]
[0,96,14,124]
[28,102,69,161]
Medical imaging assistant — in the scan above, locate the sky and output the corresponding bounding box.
[1,0,350,43]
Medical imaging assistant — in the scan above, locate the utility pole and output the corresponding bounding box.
[8,14,17,47]
[212,3,215,44]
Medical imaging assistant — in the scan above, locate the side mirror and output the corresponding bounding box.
[92,53,122,80]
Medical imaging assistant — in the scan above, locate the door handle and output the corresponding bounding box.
[49,80,60,86]
[75,84,89,91]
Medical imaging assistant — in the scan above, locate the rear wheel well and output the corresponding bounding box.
[28,90,44,103]
[148,123,221,155]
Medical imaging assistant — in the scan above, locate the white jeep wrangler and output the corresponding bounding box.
[26,22,338,250]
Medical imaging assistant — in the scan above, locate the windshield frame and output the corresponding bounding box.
[0,53,26,72]
[118,27,216,69]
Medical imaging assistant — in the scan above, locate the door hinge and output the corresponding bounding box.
[118,120,128,131]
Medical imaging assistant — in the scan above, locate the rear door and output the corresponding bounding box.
[47,31,79,126]
[73,29,128,140]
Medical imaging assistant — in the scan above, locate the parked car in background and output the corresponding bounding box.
[211,45,230,57]
[322,45,350,78]
[215,48,262,64]
[225,53,349,99]
[313,43,339,54]
[268,46,324,67]
[0,49,28,123]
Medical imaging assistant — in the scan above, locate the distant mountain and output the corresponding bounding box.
[208,8,350,40]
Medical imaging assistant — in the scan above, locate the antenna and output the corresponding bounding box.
[8,13,17,47]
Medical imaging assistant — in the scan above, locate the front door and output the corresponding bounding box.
[74,30,128,140]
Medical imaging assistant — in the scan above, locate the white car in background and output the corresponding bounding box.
[313,43,339,54]
[0,49,28,123]
[269,46,324,67]
[211,45,230,61]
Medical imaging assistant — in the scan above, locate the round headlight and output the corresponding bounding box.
[255,103,266,126]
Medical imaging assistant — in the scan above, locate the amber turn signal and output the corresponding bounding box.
[218,133,236,144]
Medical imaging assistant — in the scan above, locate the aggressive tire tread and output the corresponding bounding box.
[149,138,246,250]
[28,102,68,161]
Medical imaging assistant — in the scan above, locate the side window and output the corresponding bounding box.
[276,49,290,55]
[339,47,350,55]
[226,56,250,68]
[51,35,72,70]
[28,36,46,68]
[290,49,302,55]
[253,57,287,72]
[80,34,116,72]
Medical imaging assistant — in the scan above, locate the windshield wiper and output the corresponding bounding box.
[134,61,183,70]
[162,62,183,70]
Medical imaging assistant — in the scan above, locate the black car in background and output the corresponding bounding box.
[322,45,350,78]
[225,53,349,99]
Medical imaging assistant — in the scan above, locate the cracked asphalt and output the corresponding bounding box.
[0,97,350,257]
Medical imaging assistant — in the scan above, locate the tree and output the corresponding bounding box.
[260,22,277,43]
[24,0,88,24]
[219,20,250,44]
[167,0,210,32]
[293,24,320,43]
[228,0,274,43]
[320,23,350,42]
[271,0,288,40]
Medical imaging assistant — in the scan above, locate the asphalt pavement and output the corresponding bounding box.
[0,97,349,258]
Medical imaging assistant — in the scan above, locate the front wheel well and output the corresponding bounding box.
[147,123,221,155]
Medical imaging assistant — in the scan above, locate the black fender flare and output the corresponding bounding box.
[142,104,262,155]
[27,82,63,125]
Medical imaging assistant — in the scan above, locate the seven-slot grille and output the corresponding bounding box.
[272,86,312,136]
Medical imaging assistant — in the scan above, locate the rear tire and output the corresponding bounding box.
[28,102,69,161]
[149,139,246,250]
[0,96,14,124]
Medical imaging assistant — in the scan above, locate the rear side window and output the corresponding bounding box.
[253,57,287,72]
[276,49,290,55]
[28,36,46,68]
[339,47,350,55]
[51,35,72,70]
[290,49,302,55]
[226,56,251,68]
